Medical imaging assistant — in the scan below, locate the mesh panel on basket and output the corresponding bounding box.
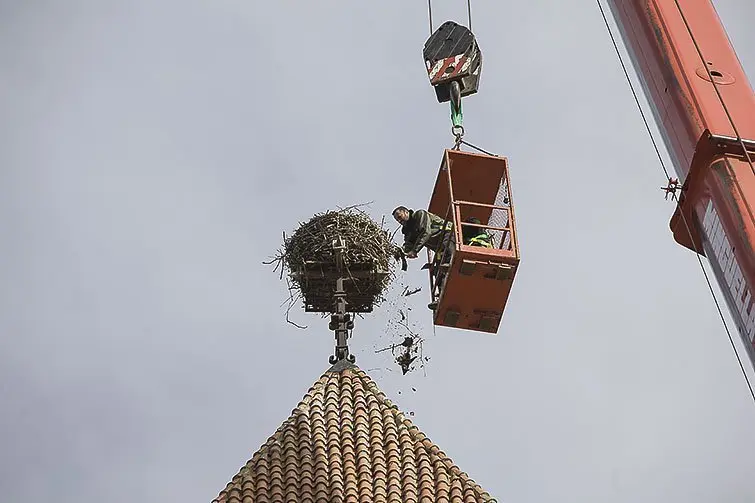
[488,177,511,250]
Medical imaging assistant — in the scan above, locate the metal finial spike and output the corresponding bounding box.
[329,238,356,364]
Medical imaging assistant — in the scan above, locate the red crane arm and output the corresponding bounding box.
[606,0,755,359]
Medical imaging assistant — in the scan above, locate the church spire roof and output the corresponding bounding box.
[213,360,497,502]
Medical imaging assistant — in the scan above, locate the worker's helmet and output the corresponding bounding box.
[465,216,482,224]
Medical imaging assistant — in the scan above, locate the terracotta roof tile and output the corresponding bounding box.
[213,360,497,503]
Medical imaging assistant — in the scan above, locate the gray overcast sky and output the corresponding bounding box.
[2,1,755,502]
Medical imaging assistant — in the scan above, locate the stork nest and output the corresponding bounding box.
[267,205,401,314]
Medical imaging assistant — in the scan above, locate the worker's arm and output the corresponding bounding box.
[405,210,431,256]
[402,234,417,255]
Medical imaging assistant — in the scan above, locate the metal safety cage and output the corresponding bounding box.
[425,149,520,333]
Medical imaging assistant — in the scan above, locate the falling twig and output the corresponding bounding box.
[402,286,422,297]
[335,201,375,212]
[286,313,308,330]
[397,319,421,340]
[375,344,398,354]
[283,286,308,329]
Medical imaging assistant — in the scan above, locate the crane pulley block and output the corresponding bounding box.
[423,21,482,104]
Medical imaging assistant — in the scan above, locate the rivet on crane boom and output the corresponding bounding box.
[402,8,520,335]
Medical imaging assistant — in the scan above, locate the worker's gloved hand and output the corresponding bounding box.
[406,251,418,259]
[393,247,408,271]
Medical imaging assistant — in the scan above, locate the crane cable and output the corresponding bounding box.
[467,0,472,32]
[427,0,473,34]
[595,0,755,405]
[427,0,433,35]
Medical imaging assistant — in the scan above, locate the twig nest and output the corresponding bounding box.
[271,207,400,313]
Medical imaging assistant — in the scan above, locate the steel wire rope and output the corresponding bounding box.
[595,0,755,404]
[459,138,496,157]
[426,0,474,34]
[427,0,433,35]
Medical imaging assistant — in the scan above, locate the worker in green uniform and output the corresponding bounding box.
[393,206,455,260]
[393,205,455,310]
[461,216,494,248]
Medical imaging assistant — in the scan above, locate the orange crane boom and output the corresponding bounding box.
[606,0,755,364]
